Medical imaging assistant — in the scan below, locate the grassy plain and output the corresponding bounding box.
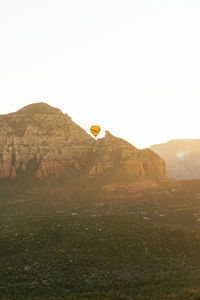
[1,179,200,299]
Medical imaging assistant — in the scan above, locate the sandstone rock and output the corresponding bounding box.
[0,102,168,195]
[0,103,94,179]
[88,131,167,183]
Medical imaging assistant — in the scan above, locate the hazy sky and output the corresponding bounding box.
[0,0,200,148]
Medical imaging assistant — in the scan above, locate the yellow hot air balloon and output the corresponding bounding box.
[90,125,101,138]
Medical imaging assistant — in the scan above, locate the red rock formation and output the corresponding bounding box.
[0,103,94,179]
[89,131,167,181]
[0,103,168,196]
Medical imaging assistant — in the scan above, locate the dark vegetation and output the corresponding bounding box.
[1,179,200,299]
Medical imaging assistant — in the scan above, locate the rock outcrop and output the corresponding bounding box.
[89,131,166,181]
[0,103,168,194]
[150,139,200,180]
[85,131,169,199]
[0,103,94,179]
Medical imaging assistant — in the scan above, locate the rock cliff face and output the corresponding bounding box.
[85,131,169,199]
[89,131,166,180]
[0,103,94,179]
[150,140,200,180]
[0,103,168,191]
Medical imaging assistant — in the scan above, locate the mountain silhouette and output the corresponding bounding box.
[150,139,200,179]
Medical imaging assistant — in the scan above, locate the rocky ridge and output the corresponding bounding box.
[0,103,169,195]
[89,131,166,179]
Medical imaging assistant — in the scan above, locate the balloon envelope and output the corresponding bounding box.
[90,125,101,138]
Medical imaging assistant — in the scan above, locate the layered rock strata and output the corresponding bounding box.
[0,103,168,189]
[0,103,94,179]
[89,131,166,180]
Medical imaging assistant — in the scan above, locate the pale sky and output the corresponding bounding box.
[0,0,200,148]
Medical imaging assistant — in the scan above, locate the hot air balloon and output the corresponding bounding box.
[90,125,101,138]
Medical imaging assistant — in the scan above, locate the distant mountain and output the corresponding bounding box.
[150,139,200,180]
[0,103,171,195]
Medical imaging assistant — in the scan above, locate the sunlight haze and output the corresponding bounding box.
[0,0,200,148]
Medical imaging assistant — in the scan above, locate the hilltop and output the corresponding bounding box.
[15,102,62,114]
